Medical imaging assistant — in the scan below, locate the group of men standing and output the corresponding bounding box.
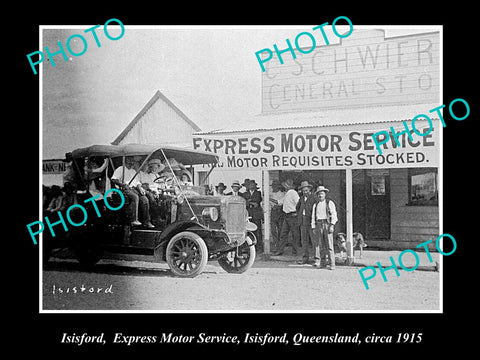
[271,179,338,270]
[218,177,338,269]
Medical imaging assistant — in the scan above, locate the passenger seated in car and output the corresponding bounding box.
[45,185,64,214]
[60,182,76,211]
[62,152,77,190]
[137,158,168,224]
[157,158,197,196]
[84,156,109,199]
[111,156,154,228]
[178,171,193,186]
[138,158,166,195]
[156,171,175,193]
[162,157,184,174]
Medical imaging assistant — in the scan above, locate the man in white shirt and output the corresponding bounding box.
[272,179,300,256]
[111,156,154,228]
[311,185,338,269]
[138,159,161,185]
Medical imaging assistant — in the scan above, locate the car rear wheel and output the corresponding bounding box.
[73,241,104,269]
[71,228,104,269]
[166,231,208,277]
[218,236,256,274]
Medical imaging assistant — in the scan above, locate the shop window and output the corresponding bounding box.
[408,168,438,206]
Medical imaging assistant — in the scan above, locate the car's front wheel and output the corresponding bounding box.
[218,236,256,274]
[166,231,208,277]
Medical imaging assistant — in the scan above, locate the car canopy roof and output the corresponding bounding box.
[71,143,218,165]
[71,144,123,159]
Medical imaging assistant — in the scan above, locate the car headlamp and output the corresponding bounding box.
[202,207,219,221]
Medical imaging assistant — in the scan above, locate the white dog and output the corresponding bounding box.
[335,232,367,258]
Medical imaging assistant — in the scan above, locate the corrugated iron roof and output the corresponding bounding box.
[194,103,441,134]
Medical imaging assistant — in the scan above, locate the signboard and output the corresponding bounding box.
[43,159,66,174]
[262,29,440,114]
[193,123,440,170]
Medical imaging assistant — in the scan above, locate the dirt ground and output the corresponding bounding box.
[42,251,440,312]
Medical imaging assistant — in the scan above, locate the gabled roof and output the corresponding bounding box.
[112,90,202,145]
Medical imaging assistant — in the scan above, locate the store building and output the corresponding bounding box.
[193,28,442,251]
[108,28,441,252]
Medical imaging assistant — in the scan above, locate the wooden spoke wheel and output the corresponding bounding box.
[218,236,256,274]
[166,231,208,277]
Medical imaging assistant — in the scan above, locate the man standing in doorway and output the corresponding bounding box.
[311,185,338,269]
[273,178,299,256]
[296,181,316,264]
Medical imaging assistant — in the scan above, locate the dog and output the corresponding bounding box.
[335,232,367,258]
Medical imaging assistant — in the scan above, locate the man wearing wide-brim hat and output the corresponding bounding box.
[215,182,227,196]
[225,180,241,196]
[137,158,166,224]
[240,178,250,195]
[295,181,316,264]
[147,158,166,172]
[310,185,338,269]
[139,158,166,185]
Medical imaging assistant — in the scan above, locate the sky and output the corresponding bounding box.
[41,25,436,159]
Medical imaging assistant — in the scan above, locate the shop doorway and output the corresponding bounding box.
[353,169,391,240]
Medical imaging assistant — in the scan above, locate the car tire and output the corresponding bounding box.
[218,235,256,274]
[166,231,208,277]
[73,243,104,269]
[71,229,104,269]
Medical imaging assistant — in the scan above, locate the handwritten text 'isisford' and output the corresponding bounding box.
[26,18,125,75]
[255,16,353,72]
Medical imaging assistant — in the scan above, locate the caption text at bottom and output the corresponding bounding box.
[61,332,423,346]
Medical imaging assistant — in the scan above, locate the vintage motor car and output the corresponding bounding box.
[44,143,257,277]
